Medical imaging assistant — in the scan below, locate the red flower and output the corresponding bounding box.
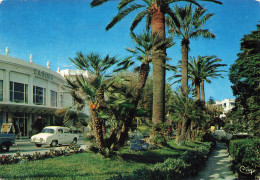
[2,155,5,159]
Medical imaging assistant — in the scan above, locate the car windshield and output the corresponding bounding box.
[42,128,55,134]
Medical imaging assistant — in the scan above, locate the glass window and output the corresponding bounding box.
[0,112,3,128]
[0,80,3,101]
[10,82,28,103]
[64,128,70,134]
[33,86,46,105]
[51,90,57,107]
[57,129,63,134]
[42,128,55,134]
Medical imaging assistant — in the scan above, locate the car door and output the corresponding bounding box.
[56,128,65,144]
[63,128,72,144]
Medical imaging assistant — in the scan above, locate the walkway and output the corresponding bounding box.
[190,142,238,180]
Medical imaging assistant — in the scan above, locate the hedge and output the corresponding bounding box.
[228,138,260,177]
[109,142,214,180]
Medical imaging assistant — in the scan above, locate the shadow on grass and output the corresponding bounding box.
[120,152,180,164]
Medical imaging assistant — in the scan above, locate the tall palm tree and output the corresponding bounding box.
[90,0,222,124]
[168,4,216,96]
[189,56,204,101]
[200,55,227,102]
[116,32,174,146]
[66,52,118,152]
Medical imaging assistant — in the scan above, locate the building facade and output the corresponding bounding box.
[216,99,235,118]
[0,53,76,138]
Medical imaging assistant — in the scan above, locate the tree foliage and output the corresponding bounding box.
[228,25,260,136]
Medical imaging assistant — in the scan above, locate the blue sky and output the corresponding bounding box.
[0,0,259,101]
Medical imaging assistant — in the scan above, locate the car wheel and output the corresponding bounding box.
[36,144,42,147]
[72,138,77,144]
[0,143,10,152]
[50,140,58,147]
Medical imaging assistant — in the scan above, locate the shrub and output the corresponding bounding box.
[229,138,260,174]
[109,142,214,180]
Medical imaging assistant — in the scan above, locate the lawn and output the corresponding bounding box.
[0,140,209,179]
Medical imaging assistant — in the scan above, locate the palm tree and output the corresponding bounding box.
[90,0,222,124]
[116,32,174,146]
[200,55,227,102]
[66,52,118,152]
[168,4,216,96]
[189,55,226,101]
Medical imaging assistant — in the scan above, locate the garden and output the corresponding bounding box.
[0,0,259,179]
[0,140,214,179]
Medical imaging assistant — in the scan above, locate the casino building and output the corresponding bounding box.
[0,49,87,138]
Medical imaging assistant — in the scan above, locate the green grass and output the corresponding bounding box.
[0,140,210,179]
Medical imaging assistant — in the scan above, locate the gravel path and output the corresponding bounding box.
[190,142,238,180]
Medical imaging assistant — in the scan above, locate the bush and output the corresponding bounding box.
[109,142,214,180]
[229,138,260,175]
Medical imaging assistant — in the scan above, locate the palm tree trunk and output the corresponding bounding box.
[90,105,104,150]
[117,61,150,147]
[151,9,166,124]
[175,119,182,144]
[195,81,201,101]
[201,80,205,103]
[181,41,189,96]
[180,117,191,144]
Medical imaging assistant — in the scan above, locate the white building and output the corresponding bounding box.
[0,51,87,138]
[216,99,235,118]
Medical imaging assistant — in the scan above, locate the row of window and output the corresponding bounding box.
[0,80,58,107]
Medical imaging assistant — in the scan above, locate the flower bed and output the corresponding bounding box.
[0,144,85,165]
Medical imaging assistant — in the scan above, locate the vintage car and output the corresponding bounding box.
[31,126,79,147]
[0,123,16,152]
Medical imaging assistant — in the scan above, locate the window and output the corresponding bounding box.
[0,80,3,101]
[51,90,57,107]
[10,82,28,103]
[0,112,3,128]
[64,128,70,134]
[33,86,46,105]
[223,103,226,107]
[57,129,63,134]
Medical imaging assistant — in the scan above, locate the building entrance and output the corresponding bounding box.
[13,113,28,137]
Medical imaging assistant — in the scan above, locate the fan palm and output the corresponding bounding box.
[168,4,216,96]
[90,0,222,124]
[66,52,118,151]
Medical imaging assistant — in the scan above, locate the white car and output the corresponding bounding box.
[31,126,79,147]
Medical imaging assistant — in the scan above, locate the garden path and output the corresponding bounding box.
[190,142,238,180]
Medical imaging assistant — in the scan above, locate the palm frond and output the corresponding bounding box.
[106,4,146,31]
[118,0,135,10]
[90,0,109,7]
[130,10,149,31]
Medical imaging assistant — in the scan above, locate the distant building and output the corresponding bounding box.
[0,51,88,138]
[215,99,235,118]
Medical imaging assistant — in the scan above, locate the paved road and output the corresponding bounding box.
[0,137,90,156]
[190,142,238,180]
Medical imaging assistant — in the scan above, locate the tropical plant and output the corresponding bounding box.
[188,55,226,101]
[90,0,222,124]
[66,52,119,153]
[169,89,205,143]
[200,55,226,102]
[168,4,216,96]
[115,31,174,146]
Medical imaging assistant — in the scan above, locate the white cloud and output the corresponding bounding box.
[256,0,260,3]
